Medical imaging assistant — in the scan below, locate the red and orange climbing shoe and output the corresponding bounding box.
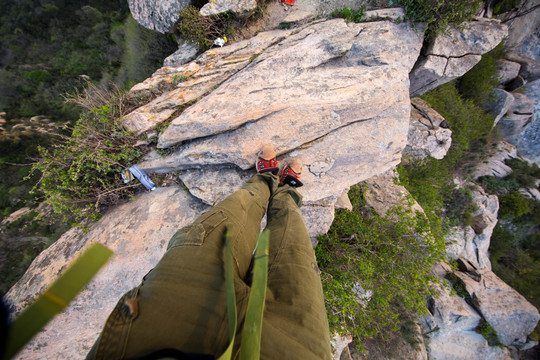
[256,144,279,175]
[279,158,303,187]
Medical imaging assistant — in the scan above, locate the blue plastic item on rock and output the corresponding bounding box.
[128,165,156,191]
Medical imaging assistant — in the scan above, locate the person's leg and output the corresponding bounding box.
[260,182,332,360]
[89,172,278,359]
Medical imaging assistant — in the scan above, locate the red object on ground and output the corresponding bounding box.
[281,0,295,5]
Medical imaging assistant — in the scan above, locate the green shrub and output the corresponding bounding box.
[477,175,520,194]
[331,7,366,23]
[478,157,540,196]
[177,6,235,52]
[444,187,477,227]
[499,191,532,219]
[172,74,188,84]
[316,185,445,348]
[476,320,503,347]
[505,158,540,185]
[490,225,514,264]
[398,0,483,38]
[457,51,499,108]
[444,272,472,303]
[421,82,495,164]
[24,69,52,83]
[493,0,521,15]
[30,88,143,224]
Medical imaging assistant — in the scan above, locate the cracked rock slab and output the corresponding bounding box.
[410,18,508,97]
[123,29,294,134]
[473,141,517,179]
[403,97,452,160]
[456,269,540,346]
[200,0,258,17]
[141,19,423,205]
[157,19,422,148]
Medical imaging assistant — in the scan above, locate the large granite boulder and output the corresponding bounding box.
[518,79,540,165]
[444,185,498,270]
[496,59,521,85]
[123,29,295,134]
[497,92,535,145]
[456,269,540,346]
[139,19,424,212]
[472,141,517,179]
[487,89,514,127]
[421,263,513,360]
[200,0,258,17]
[501,0,540,51]
[128,0,189,33]
[362,168,424,218]
[403,97,452,160]
[163,40,199,67]
[5,186,208,359]
[410,18,508,97]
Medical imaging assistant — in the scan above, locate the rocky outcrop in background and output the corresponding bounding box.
[409,18,507,97]
[128,0,189,33]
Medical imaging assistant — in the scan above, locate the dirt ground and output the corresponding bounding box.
[236,0,393,40]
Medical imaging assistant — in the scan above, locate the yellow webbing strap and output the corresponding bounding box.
[218,226,269,360]
[3,243,113,360]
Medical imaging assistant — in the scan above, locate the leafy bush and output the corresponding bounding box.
[177,6,235,52]
[331,7,366,23]
[30,86,143,223]
[477,175,520,194]
[398,0,483,38]
[505,158,540,185]
[316,185,445,348]
[421,82,495,164]
[498,191,532,219]
[489,225,514,264]
[445,272,472,303]
[478,157,540,196]
[476,320,503,347]
[493,0,521,15]
[444,187,477,227]
[457,49,499,108]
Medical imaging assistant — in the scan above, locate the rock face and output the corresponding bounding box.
[363,168,424,218]
[501,0,540,50]
[445,185,498,270]
[456,268,540,347]
[472,141,517,179]
[497,92,535,145]
[496,59,521,85]
[128,0,189,33]
[488,89,514,127]
[200,0,258,17]
[5,187,208,359]
[141,19,423,211]
[403,97,452,160]
[163,40,199,67]
[518,79,540,165]
[409,18,508,97]
[5,11,528,360]
[123,29,294,134]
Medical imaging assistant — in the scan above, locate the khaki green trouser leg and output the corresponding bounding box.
[90,173,276,359]
[260,186,332,360]
[88,173,331,359]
